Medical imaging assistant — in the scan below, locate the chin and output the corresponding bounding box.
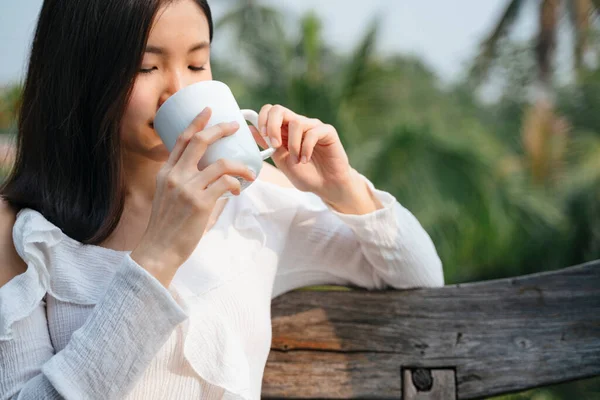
[146,143,170,161]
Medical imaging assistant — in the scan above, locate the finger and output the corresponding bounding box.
[266,105,296,149]
[175,121,239,173]
[301,125,335,163]
[305,117,324,130]
[196,158,256,188]
[258,104,273,138]
[287,120,304,164]
[203,174,243,200]
[166,107,212,167]
[250,126,269,149]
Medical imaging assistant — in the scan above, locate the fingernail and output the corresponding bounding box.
[271,137,280,147]
[301,156,307,164]
[200,107,209,116]
[249,170,256,180]
[231,121,239,129]
[261,126,267,136]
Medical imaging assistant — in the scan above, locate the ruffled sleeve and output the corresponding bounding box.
[0,208,62,340]
[0,208,189,400]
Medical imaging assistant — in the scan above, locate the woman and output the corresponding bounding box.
[0,0,444,399]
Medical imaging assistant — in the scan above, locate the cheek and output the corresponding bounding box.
[119,79,164,156]
[122,80,157,133]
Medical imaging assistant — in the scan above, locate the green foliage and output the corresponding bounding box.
[0,84,21,135]
[469,0,600,87]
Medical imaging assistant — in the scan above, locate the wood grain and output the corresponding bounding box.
[403,369,456,400]
[263,260,600,399]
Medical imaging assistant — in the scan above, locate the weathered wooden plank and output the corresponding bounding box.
[264,351,404,398]
[263,260,600,399]
[403,369,456,400]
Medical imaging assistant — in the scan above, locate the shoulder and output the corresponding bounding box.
[257,162,295,189]
[0,198,27,287]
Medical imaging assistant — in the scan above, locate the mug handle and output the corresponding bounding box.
[241,109,276,160]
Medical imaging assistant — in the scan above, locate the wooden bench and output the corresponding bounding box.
[263,260,600,399]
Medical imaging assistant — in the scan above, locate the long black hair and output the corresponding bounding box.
[0,0,213,244]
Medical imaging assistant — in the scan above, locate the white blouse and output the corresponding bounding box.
[0,175,444,400]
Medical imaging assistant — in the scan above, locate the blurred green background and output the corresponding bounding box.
[1,0,599,398]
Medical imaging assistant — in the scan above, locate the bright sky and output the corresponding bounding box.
[0,0,536,85]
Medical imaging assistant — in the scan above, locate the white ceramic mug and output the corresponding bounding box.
[154,80,276,196]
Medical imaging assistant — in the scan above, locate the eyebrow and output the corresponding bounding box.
[144,42,210,55]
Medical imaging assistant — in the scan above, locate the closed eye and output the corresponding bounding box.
[139,67,157,74]
[189,66,206,72]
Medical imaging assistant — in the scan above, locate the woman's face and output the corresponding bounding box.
[120,0,212,162]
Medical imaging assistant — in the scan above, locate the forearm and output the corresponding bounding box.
[2,255,188,400]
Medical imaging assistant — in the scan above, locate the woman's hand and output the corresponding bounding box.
[131,107,256,287]
[251,104,380,213]
[251,104,352,204]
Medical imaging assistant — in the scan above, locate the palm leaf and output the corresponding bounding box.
[215,1,289,91]
[469,0,526,85]
[337,16,380,105]
[297,12,323,82]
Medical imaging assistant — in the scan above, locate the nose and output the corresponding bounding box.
[158,70,186,108]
